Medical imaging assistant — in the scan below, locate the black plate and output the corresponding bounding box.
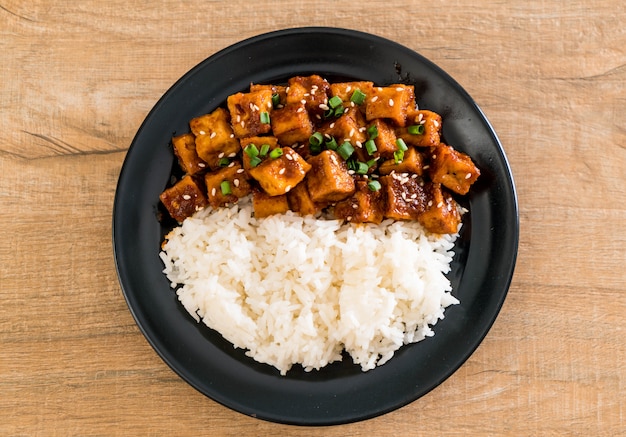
[113,27,518,426]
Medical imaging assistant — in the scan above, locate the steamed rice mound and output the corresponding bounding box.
[159,201,459,375]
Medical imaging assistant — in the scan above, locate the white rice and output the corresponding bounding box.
[159,200,459,375]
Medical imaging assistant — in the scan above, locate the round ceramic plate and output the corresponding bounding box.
[113,27,518,425]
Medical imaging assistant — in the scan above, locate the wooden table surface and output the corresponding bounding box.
[2,1,625,435]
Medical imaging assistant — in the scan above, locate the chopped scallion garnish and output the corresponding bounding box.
[395,138,408,151]
[244,144,259,158]
[259,143,270,157]
[249,156,262,168]
[218,157,230,167]
[269,148,283,159]
[407,124,425,135]
[325,137,338,150]
[366,158,378,168]
[350,89,366,105]
[367,180,382,191]
[367,124,379,140]
[271,93,280,107]
[333,105,344,117]
[220,180,232,195]
[365,139,377,155]
[309,132,324,146]
[394,149,405,164]
[336,142,355,160]
[356,161,369,175]
[328,95,343,109]
[260,111,270,124]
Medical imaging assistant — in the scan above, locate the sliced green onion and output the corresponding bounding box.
[260,111,271,124]
[259,143,270,157]
[365,139,377,155]
[220,180,232,195]
[244,143,259,158]
[336,142,355,160]
[271,93,280,107]
[310,143,322,154]
[394,149,405,164]
[309,132,324,146]
[395,138,408,151]
[408,124,425,135]
[350,89,366,105]
[346,158,358,171]
[269,148,283,159]
[325,137,338,150]
[333,105,345,117]
[366,158,378,168]
[367,180,382,191]
[249,156,262,168]
[218,157,230,167]
[328,95,343,109]
[356,161,369,175]
[324,108,334,118]
[367,124,379,140]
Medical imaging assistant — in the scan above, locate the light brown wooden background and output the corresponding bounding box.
[1,1,625,435]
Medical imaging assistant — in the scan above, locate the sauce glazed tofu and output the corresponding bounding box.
[159,74,480,234]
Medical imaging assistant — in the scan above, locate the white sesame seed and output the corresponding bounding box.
[359,127,366,132]
[420,119,426,125]
[236,115,241,123]
[233,179,240,187]
[286,87,290,93]
[389,99,394,107]
[210,132,216,139]
[240,121,245,128]
[218,152,225,158]
[182,194,191,200]
[433,120,439,128]
[356,141,362,148]
[199,130,206,135]
[418,113,424,122]
[411,193,417,199]
[297,107,304,113]
[249,102,255,110]
[411,173,418,178]
[348,170,355,175]
[285,153,293,160]
[279,168,286,175]
[311,85,318,90]
[423,165,430,170]
[228,161,235,167]
[228,152,236,158]
[316,114,321,120]
[329,122,335,128]
[211,188,216,196]
[268,101,272,108]
[437,201,444,208]
[236,168,245,174]
[427,200,433,207]
[254,104,260,111]
[352,204,358,209]
[285,185,292,192]
[301,99,307,105]
[230,134,235,138]
[349,128,355,137]
[377,87,383,91]
[347,216,352,221]
[346,85,352,92]
[371,96,378,103]
[465,173,472,179]
[319,104,329,110]
[198,162,206,168]
[396,87,404,92]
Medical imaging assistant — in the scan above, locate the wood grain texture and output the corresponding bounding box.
[1,1,625,435]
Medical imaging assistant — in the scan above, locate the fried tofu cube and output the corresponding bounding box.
[366,84,415,126]
[306,150,355,204]
[227,89,274,138]
[379,173,427,221]
[250,83,288,107]
[204,161,251,208]
[319,106,367,146]
[171,133,208,175]
[247,147,312,196]
[240,136,280,171]
[190,108,240,163]
[429,144,480,195]
[329,81,374,107]
[286,75,330,116]
[368,119,398,158]
[397,109,442,148]
[333,179,385,224]
[270,103,314,145]
[252,188,290,218]
[418,183,462,234]
[159,175,208,222]
[287,181,318,216]
[378,147,425,176]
